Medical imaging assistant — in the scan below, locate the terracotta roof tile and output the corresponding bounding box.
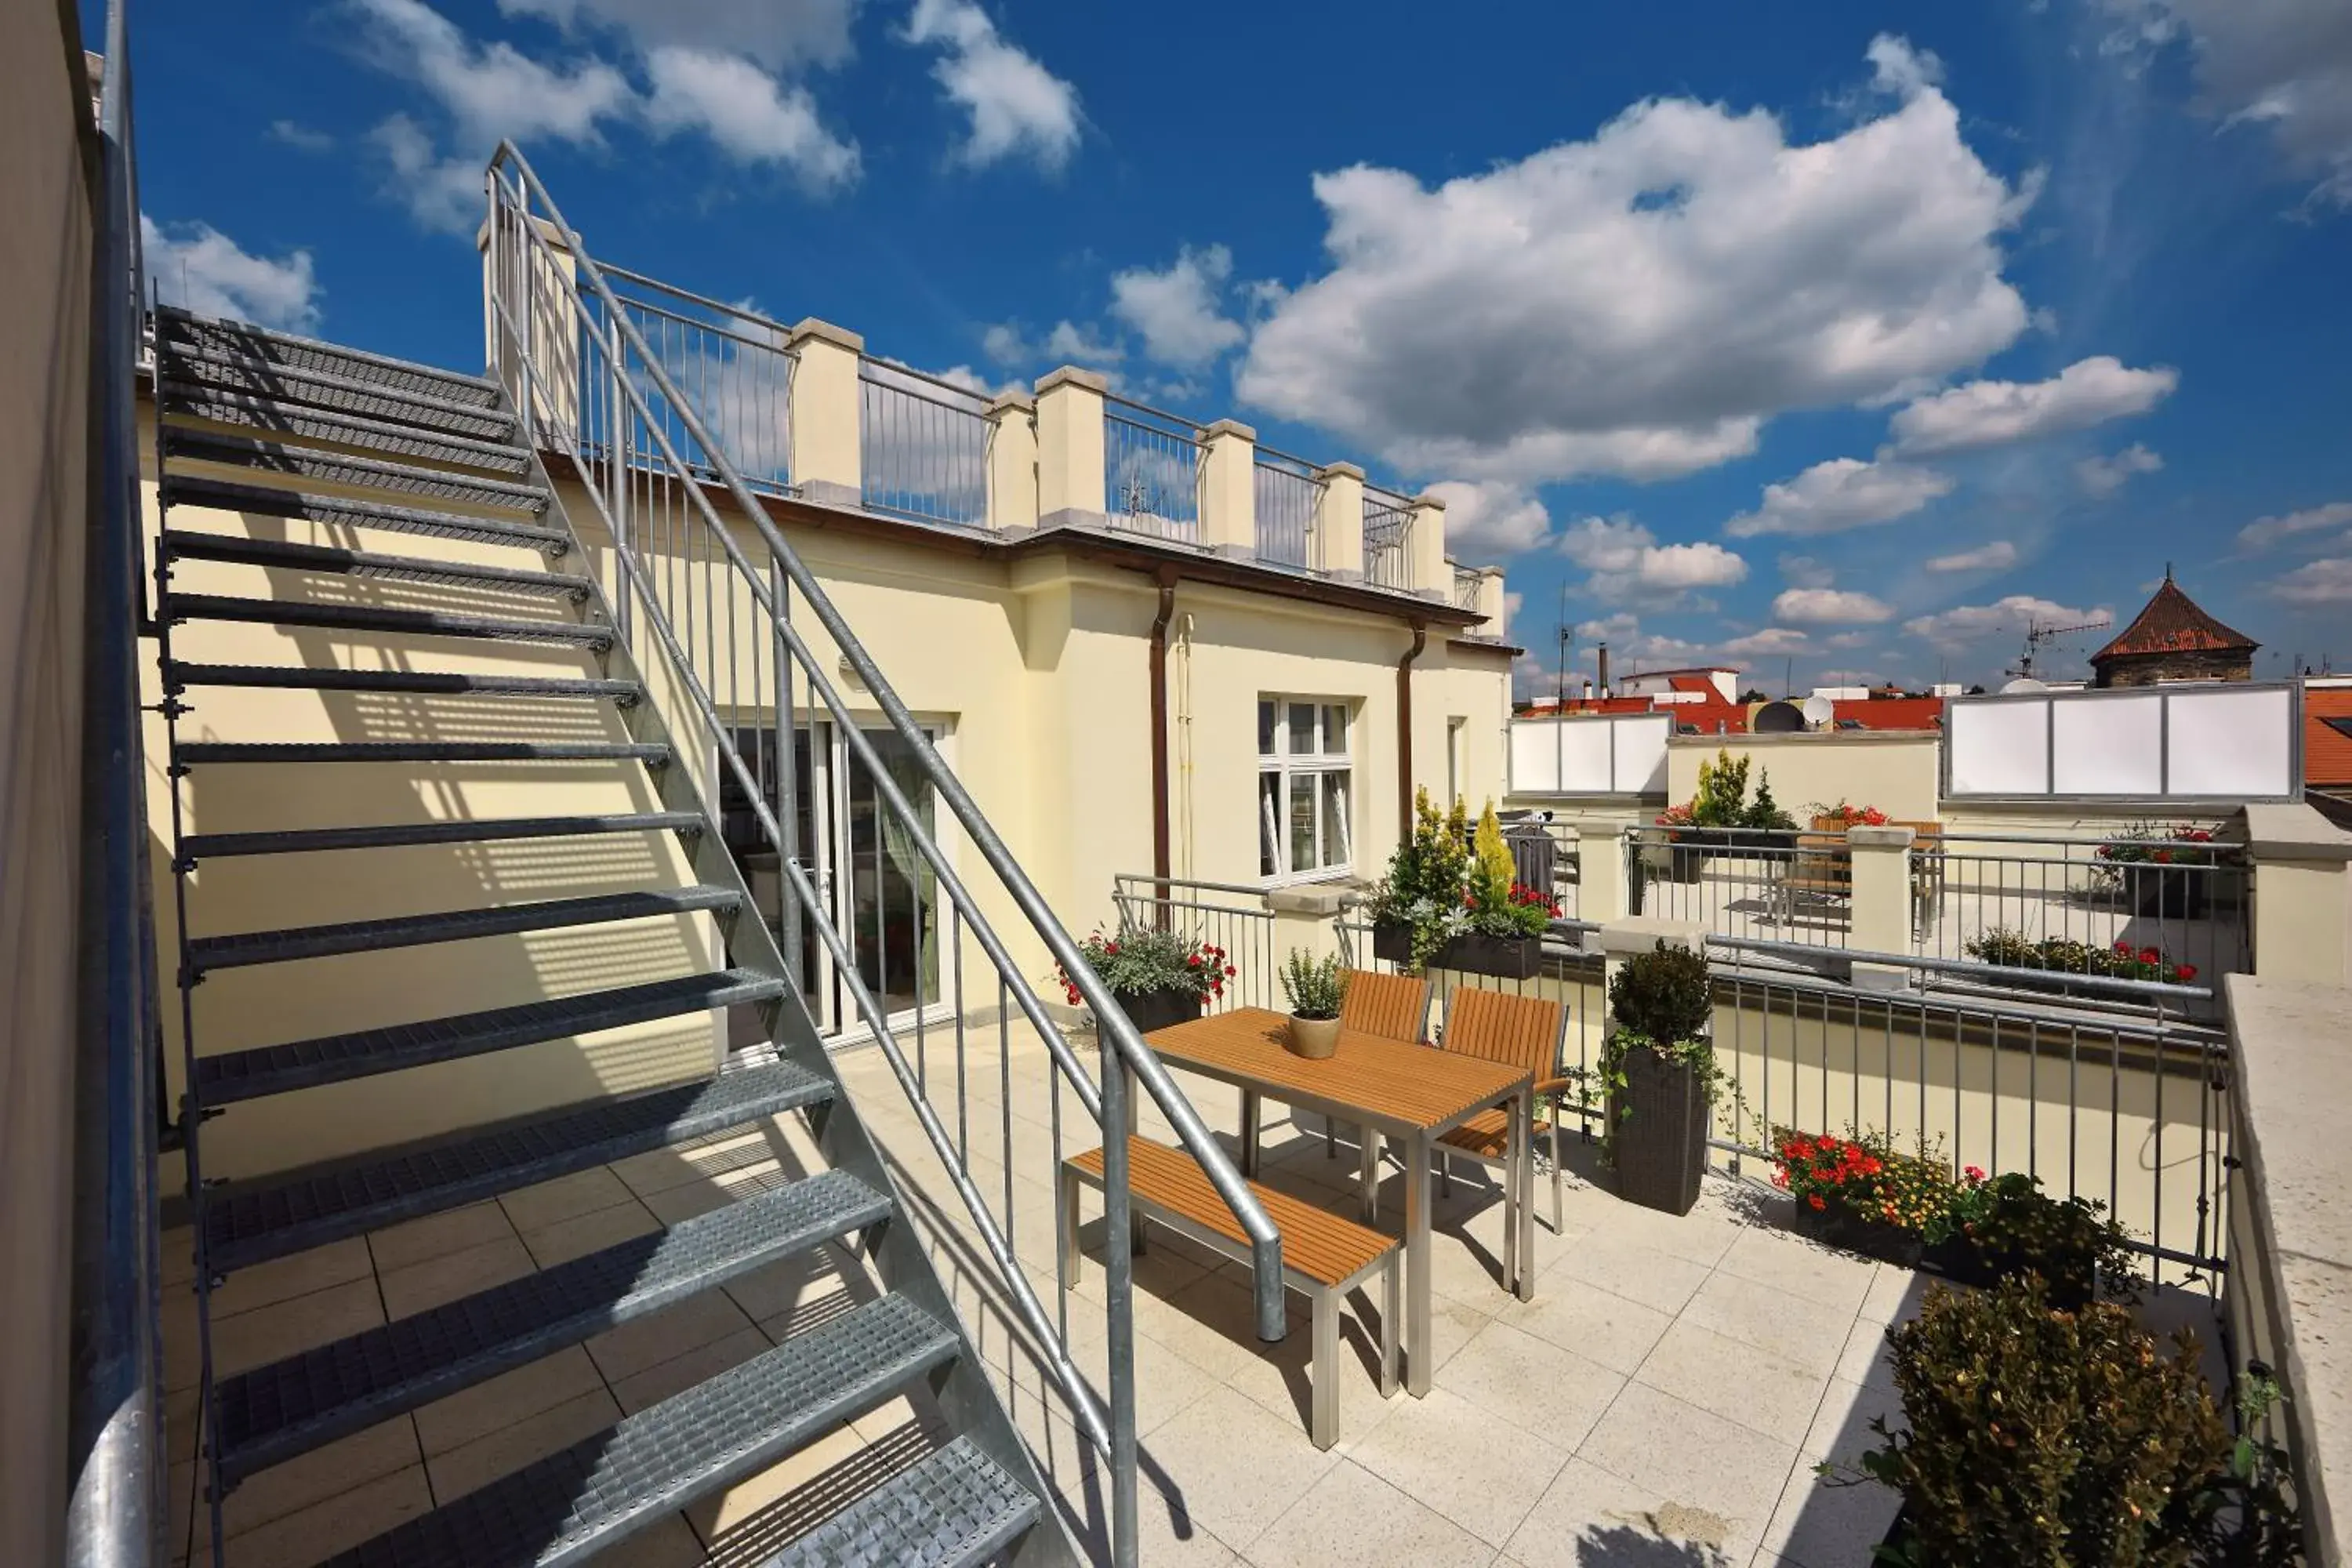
[2092,576,2258,664]
[2307,689,2352,788]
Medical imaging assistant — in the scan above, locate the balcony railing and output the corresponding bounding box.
[859,358,991,529]
[1363,486,1414,589]
[588,264,796,494]
[1252,447,1322,568]
[1452,562,1483,612]
[1104,394,1202,540]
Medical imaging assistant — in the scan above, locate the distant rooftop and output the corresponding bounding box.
[2092,571,2259,664]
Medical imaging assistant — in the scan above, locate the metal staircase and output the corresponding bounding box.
[152,308,1060,1566]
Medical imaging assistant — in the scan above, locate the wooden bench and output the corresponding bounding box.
[1894,819,1946,936]
[1773,818,1854,926]
[1058,1136,1399,1448]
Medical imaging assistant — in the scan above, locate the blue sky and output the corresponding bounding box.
[111,0,2352,691]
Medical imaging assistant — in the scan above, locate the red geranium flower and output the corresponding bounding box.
[2175,964,2197,982]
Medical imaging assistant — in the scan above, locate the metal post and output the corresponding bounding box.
[1099,1053,1139,1568]
[771,557,799,978]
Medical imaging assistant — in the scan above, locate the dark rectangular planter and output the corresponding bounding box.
[1434,931,1542,979]
[1609,1044,1708,1216]
[1112,985,1203,1037]
[1918,1235,2095,1310]
[1371,921,1414,964]
[2125,863,2210,920]
[1793,1199,1924,1269]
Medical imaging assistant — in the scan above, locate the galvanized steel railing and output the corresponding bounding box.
[1104,396,1202,539]
[1363,486,1414,589]
[1251,448,1322,568]
[68,3,168,1563]
[1109,875,1286,1014]
[591,262,797,494]
[1451,564,1482,612]
[486,144,1284,1567]
[860,359,993,529]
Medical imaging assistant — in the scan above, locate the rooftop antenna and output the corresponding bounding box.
[1556,581,1571,712]
[2007,615,2111,682]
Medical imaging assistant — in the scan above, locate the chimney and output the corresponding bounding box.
[1596,643,1610,698]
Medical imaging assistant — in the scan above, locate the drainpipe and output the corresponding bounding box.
[1398,621,1427,831]
[1149,568,1178,925]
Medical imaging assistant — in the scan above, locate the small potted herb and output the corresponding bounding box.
[1278,949,1348,1059]
[1436,803,1556,978]
[1595,941,1719,1214]
[1053,925,1235,1036]
[1364,789,1471,968]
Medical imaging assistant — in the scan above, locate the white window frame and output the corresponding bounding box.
[1258,697,1354,885]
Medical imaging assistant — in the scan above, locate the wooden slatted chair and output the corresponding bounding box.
[1059,1136,1399,1449]
[1431,987,1572,1234]
[1893,819,1946,938]
[1773,815,1855,928]
[1320,969,1433,1184]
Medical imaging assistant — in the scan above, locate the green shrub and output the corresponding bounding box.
[1607,941,1712,1047]
[1691,750,1752,828]
[1946,1170,2142,1307]
[1860,1278,2231,1566]
[1279,949,1347,1020]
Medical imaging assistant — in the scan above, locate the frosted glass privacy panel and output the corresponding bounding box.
[1509,720,1560,794]
[1560,719,1613,793]
[1947,698,2052,796]
[2052,692,2163,795]
[1613,716,1671,794]
[2165,686,2296,798]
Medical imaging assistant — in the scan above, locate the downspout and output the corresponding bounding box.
[1398,621,1428,835]
[1149,567,1179,924]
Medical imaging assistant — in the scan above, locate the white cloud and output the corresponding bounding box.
[1867,34,1945,97]
[270,120,336,152]
[1719,626,1811,658]
[499,0,858,72]
[1903,593,2111,650]
[902,0,1081,173]
[367,115,488,234]
[1773,588,1895,624]
[2238,500,2352,552]
[643,45,858,189]
[1560,515,1745,603]
[142,216,321,332]
[1236,39,2034,485]
[1725,457,1953,539]
[2274,557,2352,604]
[2075,442,2164,497]
[1045,321,1122,364]
[1926,539,2020,573]
[1425,481,1552,557]
[2106,0,2352,208]
[1777,554,1838,590]
[1887,355,2178,456]
[348,0,634,151]
[1109,245,1243,368]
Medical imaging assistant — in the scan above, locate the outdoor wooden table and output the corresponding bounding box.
[1141,1007,1534,1396]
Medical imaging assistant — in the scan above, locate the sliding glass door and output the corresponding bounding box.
[717,720,946,1040]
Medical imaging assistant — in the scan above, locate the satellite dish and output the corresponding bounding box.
[1753,700,1806,733]
[1801,694,1836,729]
[2000,677,2048,695]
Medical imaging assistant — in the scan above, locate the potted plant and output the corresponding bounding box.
[1596,940,1719,1215]
[1926,1168,2140,1310]
[2096,821,2223,920]
[1740,771,1798,854]
[1964,928,2198,991]
[1646,803,1704,884]
[1842,1278,2288,1566]
[1807,799,1891,830]
[1772,1128,1948,1268]
[1278,949,1348,1058]
[1435,802,1556,978]
[1363,789,1471,968]
[1053,925,1235,1036]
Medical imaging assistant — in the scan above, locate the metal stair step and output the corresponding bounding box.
[162,592,610,647]
[186,885,737,976]
[193,965,770,1104]
[159,382,532,474]
[161,532,590,597]
[212,1170,892,1486]
[203,1059,833,1275]
[156,307,504,408]
[165,663,640,702]
[172,739,669,767]
[757,1437,1040,1568]
[180,811,702,863]
[155,342,519,441]
[159,477,568,552]
[161,427,549,514]
[316,1294,961,1568]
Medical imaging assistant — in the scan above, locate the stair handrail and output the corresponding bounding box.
[67,2,167,1563]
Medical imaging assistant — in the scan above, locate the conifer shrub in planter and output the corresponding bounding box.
[1592,941,1719,1215]
[1054,925,1235,1036]
[1435,803,1559,978]
[1363,789,1471,971]
[1846,1278,2300,1566]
